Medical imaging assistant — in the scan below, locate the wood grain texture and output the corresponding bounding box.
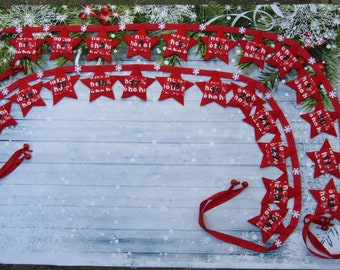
[0,52,339,269]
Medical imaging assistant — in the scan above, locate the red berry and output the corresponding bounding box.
[24,153,31,159]
[242,181,249,188]
[231,179,239,186]
[23,143,29,150]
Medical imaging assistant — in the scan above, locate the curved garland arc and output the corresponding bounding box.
[2,63,301,252]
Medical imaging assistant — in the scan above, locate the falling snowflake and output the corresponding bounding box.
[292,168,301,175]
[133,5,197,24]
[283,125,292,133]
[291,210,300,218]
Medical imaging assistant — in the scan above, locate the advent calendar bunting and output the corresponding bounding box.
[0,23,339,257]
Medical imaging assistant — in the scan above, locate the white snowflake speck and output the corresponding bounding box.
[119,23,126,31]
[265,92,272,99]
[199,24,206,31]
[43,25,50,32]
[277,35,285,42]
[239,27,246,34]
[15,26,22,33]
[37,71,44,79]
[154,64,161,71]
[274,239,282,247]
[232,73,240,80]
[292,210,300,218]
[292,168,301,175]
[329,91,337,98]
[193,68,200,76]
[1,88,9,96]
[158,22,166,30]
[308,57,316,65]
[81,25,87,32]
[74,65,81,73]
[283,125,292,133]
[115,64,122,71]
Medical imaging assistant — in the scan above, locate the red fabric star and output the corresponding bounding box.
[118,68,155,101]
[262,173,297,207]
[310,179,340,220]
[238,35,273,69]
[9,28,44,62]
[227,82,265,116]
[44,69,79,105]
[243,106,280,140]
[8,82,45,117]
[258,134,295,171]
[248,206,288,243]
[286,70,322,104]
[83,30,120,63]
[81,68,118,102]
[156,71,194,105]
[200,31,237,64]
[0,103,17,133]
[46,30,81,61]
[162,28,198,61]
[266,44,301,78]
[123,28,160,60]
[301,103,339,138]
[307,139,340,178]
[196,72,230,108]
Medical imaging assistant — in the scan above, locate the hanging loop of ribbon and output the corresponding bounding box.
[0,143,32,179]
[302,213,340,259]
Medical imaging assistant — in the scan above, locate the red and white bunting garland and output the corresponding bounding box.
[0,23,339,256]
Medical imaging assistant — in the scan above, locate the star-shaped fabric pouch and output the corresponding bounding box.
[46,29,81,61]
[300,102,339,138]
[285,69,322,104]
[307,139,340,178]
[156,71,194,105]
[266,43,302,78]
[8,82,45,117]
[310,179,340,220]
[196,72,230,108]
[83,30,120,63]
[248,205,288,243]
[162,28,198,61]
[258,134,295,172]
[243,106,280,140]
[227,82,265,116]
[238,35,273,69]
[81,68,118,101]
[0,103,17,133]
[200,31,237,64]
[262,173,298,207]
[44,69,79,105]
[118,68,155,101]
[123,28,160,60]
[9,27,44,62]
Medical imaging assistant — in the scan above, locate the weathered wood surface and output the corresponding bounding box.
[0,52,339,269]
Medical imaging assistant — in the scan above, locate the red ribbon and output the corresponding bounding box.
[302,214,340,259]
[0,144,32,179]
